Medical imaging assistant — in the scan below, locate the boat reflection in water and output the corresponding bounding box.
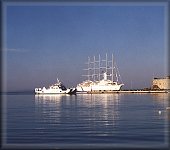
[34,93,169,147]
[34,94,121,137]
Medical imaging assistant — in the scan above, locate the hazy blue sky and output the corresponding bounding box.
[4,2,167,92]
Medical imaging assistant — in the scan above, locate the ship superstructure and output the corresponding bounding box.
[76,53,124,93]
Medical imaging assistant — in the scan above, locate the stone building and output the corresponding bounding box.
[152,76,170,90]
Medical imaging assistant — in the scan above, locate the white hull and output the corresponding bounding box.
[76,84,123,92]
[76,78,124,93]
[35,88,72,94]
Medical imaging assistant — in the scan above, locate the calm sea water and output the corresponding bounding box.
[2,93,170,149]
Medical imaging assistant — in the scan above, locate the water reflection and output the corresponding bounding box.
[151,93,169,102]
[34,93,169,146]
[34,94,64,124]
[151,93,169,120]
[152,93,170,145]
[34,94,121,136]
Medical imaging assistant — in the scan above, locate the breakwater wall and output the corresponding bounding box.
[85,90,169,94]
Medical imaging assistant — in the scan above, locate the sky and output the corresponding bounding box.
[3,2,168,92]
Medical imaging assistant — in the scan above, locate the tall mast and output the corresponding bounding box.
[83,56,91,80]
[87,57,90,80]
[82,53,123,83]
[93,55,95,81]
[115,61,118,82]
[112,54,114,81]
[106,53,108,74]
[99,54,100,80]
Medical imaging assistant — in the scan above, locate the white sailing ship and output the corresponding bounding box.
[76,53,124,93]
[35,78,76,94]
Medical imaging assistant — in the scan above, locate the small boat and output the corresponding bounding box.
[35,78,76,95]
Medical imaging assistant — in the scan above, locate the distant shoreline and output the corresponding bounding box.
[0,91,34,95]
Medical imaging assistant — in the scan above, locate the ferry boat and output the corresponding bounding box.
[76,53,124,93]
[35,78,76,94]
